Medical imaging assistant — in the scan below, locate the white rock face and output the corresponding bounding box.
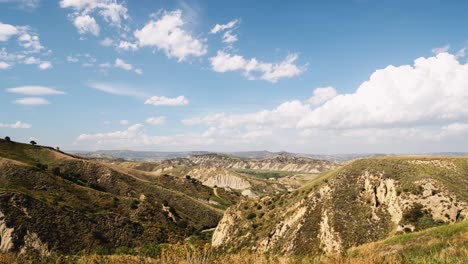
[20,232,49,256]
[319,210,342,254]
[0,211,14,253]
[203,174,251,190]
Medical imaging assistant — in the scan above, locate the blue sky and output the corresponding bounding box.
[1,0,468,153]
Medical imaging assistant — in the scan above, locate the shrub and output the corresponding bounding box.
[246,213,257,220]
[51,167,61,176]
[4,136,11,142]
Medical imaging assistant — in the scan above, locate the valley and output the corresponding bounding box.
[0,139,467,263]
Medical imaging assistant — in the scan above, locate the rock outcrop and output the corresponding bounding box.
[212,157,468,256]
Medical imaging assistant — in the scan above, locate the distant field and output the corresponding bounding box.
[234,168,298,179]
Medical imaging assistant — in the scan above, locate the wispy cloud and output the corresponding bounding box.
[88,82,148,99]
[14,97,49,105]
[6,85,64,95]
[0,121,32,128]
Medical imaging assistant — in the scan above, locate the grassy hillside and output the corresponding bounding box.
[2,221,466,263]
[0,139,235,254]
[211,156,468,256]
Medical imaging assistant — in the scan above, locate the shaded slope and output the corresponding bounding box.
[0,139,226,254]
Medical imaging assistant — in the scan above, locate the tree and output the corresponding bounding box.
[56,146,60,151]
[30,140,37,146]
[4,136,11,142]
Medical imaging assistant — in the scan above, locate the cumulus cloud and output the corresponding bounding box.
[114,58,132,70]
[18,33,43,52]
[0,121,32,128]
[298,53,468,129]
[100,37,113,46]
[134,10,207,61]
[60,0,129,35]
[146,116,166,125]
[144,95,189,106]
[14,97,49,105]
[73,15,100,36]
[117,40,138,51]
[0,61,11,69]
[38,61,52,70]
[0,22,19,41]
[307,87,337,105]
[210,51,305,82]
[6,85,65,95]
[0,22,44,53]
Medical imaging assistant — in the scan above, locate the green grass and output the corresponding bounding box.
[235,169,297,179]
[348,221,468,263]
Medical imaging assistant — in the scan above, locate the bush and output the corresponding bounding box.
[246,213,257,220]
[141,243,161,258]
[4,136,11,142]
[51,167,61,176]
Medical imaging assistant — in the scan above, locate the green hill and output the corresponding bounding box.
[0,139,236,254]
[212,156,468,256]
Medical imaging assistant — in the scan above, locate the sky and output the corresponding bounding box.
[1,0,468,154]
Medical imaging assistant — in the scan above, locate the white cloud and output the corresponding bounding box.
[119,119,129,125]
[210,19,239,34]
[0,0,39,9]
[77,123,144,141]
[432,44,450,55]
[0,22,19,41]
[0,61,11,69]
[134,10,207,62]
[88,82,147,98]
[73,15,100,36]
[298,53,468,129]
[456,47,466,59]
[117,40,138,51]
[74,52,468,152]
[146,116,166,125]
[100,37,113,46]
[0,121,32,129]
[38,61,52,70]
[134,68,142,75]
[144,95,189,106]
[307,86,337,105]
[6,85,65,95]
[433,122,468,141]
[114,58,132,70]
[24,56,40,64]
[222,30,237,43]
[210,51,305,83]
[66,55,79,62]
[60,0,129,32]
[14,97,49,105]
[0,23,45,55]
[18,33,43,52]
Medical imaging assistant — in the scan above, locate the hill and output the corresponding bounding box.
[212,156,468,256]
[0,139,236,254]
